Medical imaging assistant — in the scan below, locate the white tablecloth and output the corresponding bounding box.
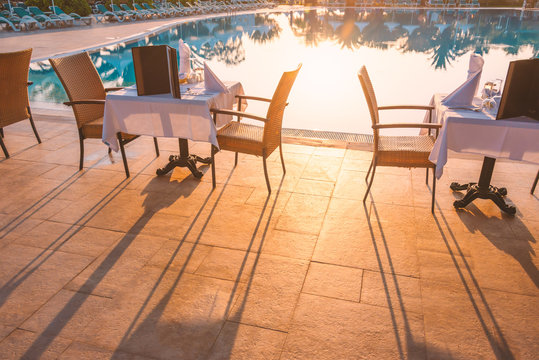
[103,81,245,152]
[427,94,539,179]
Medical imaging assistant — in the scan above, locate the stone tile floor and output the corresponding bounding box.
[0,114,537,359]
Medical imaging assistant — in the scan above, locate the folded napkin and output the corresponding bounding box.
[442,53,484,107]
[204,62,229,93]
[178,39,191,76]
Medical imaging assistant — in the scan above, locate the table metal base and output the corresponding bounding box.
[450,157,516,215]
[156,139,212,178]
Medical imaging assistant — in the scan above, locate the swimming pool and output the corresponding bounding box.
[29,8,539,135]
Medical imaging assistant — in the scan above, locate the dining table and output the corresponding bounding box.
[102,81,246,178]
[427,93,539,214]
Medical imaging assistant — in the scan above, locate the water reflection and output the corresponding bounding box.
[29,9,538,134]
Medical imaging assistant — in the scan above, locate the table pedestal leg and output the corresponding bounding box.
[156,139,212,178]
[450,157,516,215]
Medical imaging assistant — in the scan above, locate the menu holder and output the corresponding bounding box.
[497,58,539,121]
[132,45,181,99]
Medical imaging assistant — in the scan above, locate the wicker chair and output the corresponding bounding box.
[358,66,442,212]
[210,64,301,193]
[0,48,41,158]
[49,52,159,177]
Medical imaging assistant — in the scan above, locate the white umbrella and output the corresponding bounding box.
[355,21,369,32]
[435,23,449,33]
[402,24,419,34]
[384,21,399,32]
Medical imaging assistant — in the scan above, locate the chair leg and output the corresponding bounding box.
[211,145,217,188]
[78,130,84,171]
[108,147,112,154]
[426,167,429,185]
[153,137,159,157]
[0,128,4,137]
[431,168,436,213]
[279,143,286,174]
[363,159,377,202]
[0,134,8,158]
[28,107,41,143]
[234,152,238,167]
[365,158,373,182]
[531,170,539,194]
[262,152,271,193]
[117,133,130,178]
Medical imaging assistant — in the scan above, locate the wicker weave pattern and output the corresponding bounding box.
[263,64,301,153]
[217,122,264,156]
[0,49,32,126]
[49,52,106,131]
[378,135,435,167]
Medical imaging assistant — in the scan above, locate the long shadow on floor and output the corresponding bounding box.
[107,176,285,359]
[457,204,538,289]
[18,170,202,358]
[434,205,515,359]
[366,202,426,360]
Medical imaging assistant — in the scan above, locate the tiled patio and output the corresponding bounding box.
[0,113,537,359]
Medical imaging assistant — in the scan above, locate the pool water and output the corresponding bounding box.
[29,8,539,135]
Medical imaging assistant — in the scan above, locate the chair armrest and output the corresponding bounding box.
[210,108,267,122]
[235,94,272,103]
[27,81,33,86]
[373,123,442,129]
[105,87,124,92]
[63,99,106,106]
[378,105,434,111]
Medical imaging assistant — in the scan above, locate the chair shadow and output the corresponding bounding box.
[17,168,203,359]
[364,202,425,360]
[432,204,516,359]
[456,204,538,289]
[107,173,285,359]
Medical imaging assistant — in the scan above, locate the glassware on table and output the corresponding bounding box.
[481,78,503,99]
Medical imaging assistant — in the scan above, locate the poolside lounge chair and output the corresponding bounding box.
[358,66,441,213]
[142,3,172,17]
[120,3,151,19]
[49,5,92,25]
[11,7,46,28]
[95,4,126,22]
[209,64,302,192]
[134,3,164,17]
[49,52,160,177]
[0,13,21,31]
[110,4,139,20]
[0,49,41,158]
[27,6,70,27]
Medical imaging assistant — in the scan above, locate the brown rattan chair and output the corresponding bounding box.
[0,48,41,158]
[49,52,159,177]
[358,66,442,212]
[210,64,301,193]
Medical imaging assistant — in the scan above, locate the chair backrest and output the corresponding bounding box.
[96,4,108,13]
[111,4,122,12]
[28,6,44,16]
[263,64,301,151]
[49,52,106,129]
[121,4,132,11]
[0,48,32,127]
[357,66,380,127]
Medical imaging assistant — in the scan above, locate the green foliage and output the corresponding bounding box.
[25,0,91,16]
